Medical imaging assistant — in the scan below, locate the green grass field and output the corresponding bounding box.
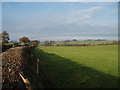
[32,45,119,88]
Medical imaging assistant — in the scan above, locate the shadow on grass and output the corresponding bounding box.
[30,48,119,88]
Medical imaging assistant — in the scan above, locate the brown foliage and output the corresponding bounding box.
[19,37,30,43]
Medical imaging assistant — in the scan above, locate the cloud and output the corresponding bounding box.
[62,6,102,25]
[21,4,27,6]
[69,0,80,1]
[84,7,102,13]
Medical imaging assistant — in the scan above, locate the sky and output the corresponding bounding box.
[2,2,118,41]
[0,2,2,32]
[2,0,120,2]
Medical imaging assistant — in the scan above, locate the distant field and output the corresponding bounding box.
[55,40,113,45]
[40,40,114,46]
[32,45,119,88]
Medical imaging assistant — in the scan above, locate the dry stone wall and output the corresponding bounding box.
[1,46,32,89]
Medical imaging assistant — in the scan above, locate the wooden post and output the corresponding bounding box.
[19,72,32,90]
[37,59,39,74]
[31,54,33,57]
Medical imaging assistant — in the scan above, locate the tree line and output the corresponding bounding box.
[0,31,39,47]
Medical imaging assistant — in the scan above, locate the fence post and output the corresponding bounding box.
[37,58,40,74]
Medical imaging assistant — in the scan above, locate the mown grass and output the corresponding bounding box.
[31,45,119,88]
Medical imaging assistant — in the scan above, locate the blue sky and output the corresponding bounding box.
[2,2,118,41]
[0,2,2,31]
